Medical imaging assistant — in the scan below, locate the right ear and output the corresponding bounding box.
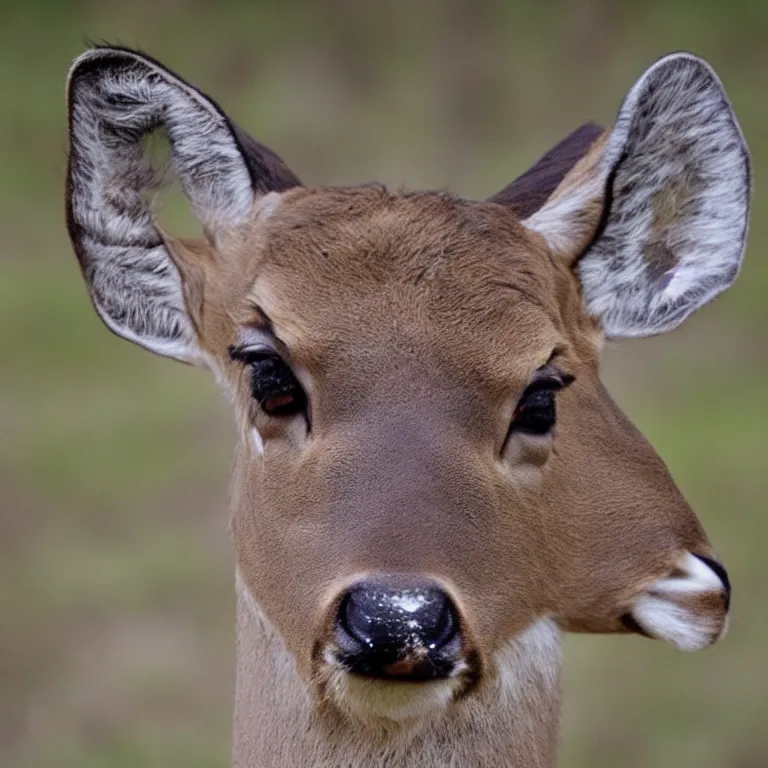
[66,46,301,365]
[516,54,751,339]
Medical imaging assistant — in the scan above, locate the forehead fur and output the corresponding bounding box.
[238,186,567,377]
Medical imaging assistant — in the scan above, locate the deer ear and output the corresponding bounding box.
[66,46,300,364]
[522,54,751,338]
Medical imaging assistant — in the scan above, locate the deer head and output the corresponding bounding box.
[66,48,748,727]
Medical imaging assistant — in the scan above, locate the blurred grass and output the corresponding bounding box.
[1,0,766,766]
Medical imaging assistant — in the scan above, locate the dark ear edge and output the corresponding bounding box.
[488,122,605,218]
[230,124,302,194]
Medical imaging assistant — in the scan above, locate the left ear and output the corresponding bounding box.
[522,53,751,338]
[65,46,301,365]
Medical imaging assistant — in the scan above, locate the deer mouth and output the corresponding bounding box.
[317,644,477,724]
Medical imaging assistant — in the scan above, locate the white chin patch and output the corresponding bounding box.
[629,552,730,652]
[332,672,460,724]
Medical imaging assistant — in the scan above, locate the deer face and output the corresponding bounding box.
[66,49,749,723]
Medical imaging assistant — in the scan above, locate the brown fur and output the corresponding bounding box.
[162,183,718,766]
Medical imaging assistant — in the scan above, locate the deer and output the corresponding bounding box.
[65,45,750,767]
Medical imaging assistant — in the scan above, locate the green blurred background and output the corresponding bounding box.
[1,1,766,766]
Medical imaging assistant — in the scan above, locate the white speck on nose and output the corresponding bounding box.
[389,592,427,613]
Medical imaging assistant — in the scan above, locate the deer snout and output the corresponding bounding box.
[335,581,463,681]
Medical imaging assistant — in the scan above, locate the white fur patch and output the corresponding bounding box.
[336,673,461,724]
[253,190,283,223]
[250,428,265,455]
[494,618,561,706]
[235,567,262,620]
[66,47,255,364]
[629,552,729,652]
[523,170,610,257]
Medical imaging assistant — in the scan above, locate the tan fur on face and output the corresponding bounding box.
[164,183,730,768]
[170,186,720,676]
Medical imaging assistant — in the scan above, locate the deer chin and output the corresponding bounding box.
[318,654,468,725]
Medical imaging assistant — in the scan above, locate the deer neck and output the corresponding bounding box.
[231,579,563,768]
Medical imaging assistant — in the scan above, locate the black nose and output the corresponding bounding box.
[335,581,462,680]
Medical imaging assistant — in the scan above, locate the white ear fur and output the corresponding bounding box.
[66,47,256,364]
[68,47,255,229]
[525,53,751,338]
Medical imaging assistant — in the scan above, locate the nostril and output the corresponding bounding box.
[339,590,379,651]
[420,595,457,649]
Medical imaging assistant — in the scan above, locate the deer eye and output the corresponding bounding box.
[508,372,575,437]
[249,356,306,416]
[512,387,557,435]
[229,346,306,417]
